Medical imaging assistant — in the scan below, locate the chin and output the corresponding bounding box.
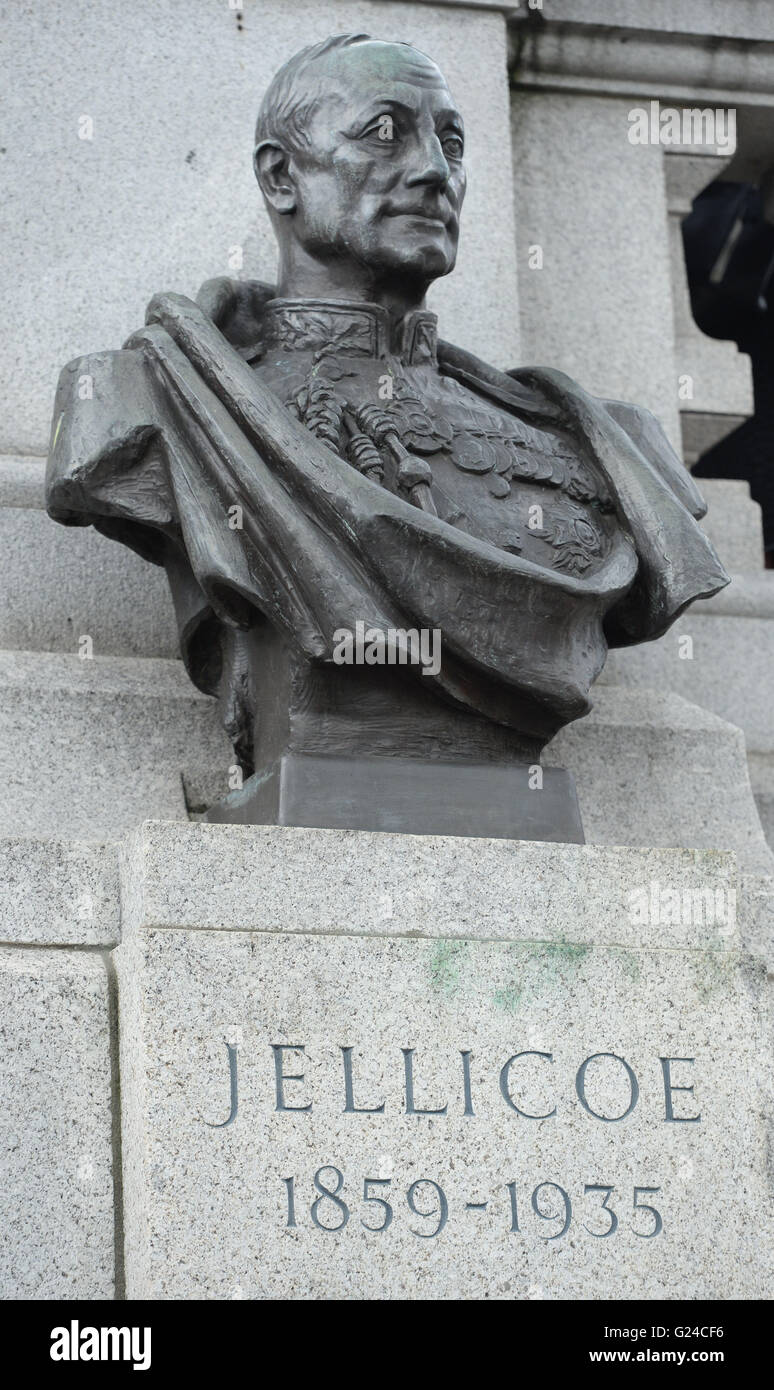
[378,243,455,280]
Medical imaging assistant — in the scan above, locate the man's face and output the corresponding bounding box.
[281,43,466,284]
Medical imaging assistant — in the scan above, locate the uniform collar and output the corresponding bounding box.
[262,297,438,366]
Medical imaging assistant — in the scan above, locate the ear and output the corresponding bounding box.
[254,141,296,215]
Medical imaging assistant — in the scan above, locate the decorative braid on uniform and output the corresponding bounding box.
[342,412,385,483]
[353,404,437,515]
[297,379,344,450]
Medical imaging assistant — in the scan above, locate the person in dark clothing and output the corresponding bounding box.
[683,179,774,565]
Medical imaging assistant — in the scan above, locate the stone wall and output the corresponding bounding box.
[2,0,519,457]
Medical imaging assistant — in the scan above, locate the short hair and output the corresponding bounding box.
[254,33,433,153]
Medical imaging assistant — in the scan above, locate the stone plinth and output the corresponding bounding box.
[117,822,772,1301]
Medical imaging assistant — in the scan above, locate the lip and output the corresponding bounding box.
[391,211,449,228]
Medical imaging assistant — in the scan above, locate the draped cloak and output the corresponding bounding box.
[46,278,730,770]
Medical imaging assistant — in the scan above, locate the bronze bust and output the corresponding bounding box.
[46,34,728,841]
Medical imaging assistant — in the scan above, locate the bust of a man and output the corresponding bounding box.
[46,34,728,841]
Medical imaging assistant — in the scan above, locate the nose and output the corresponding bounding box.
[405,133,451,191]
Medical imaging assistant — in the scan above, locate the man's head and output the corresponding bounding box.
[254,35,466,306]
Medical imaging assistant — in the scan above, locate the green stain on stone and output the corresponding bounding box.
[428,939,468,996]
[544,941,591,965]
[493,983,522,1012]
[693,949,734,1002]
[615,950,641,983]
[492,942,591,1013]
[427,939,595,1011]
[534,942,592,987]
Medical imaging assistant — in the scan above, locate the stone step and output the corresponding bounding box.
[1,652,770,960]
[601,574,774,761]
[694,572,774,619]
[1,646,768,871]
[0,503,180,658]
[0,457,178,658]
[699,478,764,573]
[547,685,774,878]
[0,455,47,508]
[0,650,232,839]
[749,751,774,850]
[548,684,774,965]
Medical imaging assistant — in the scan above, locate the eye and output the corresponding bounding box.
[440,131,464,160]
[361,114,398,144]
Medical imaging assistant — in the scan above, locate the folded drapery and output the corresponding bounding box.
[46,283,728,767]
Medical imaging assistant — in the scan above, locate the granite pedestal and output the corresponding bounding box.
[116,822,773,1301]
